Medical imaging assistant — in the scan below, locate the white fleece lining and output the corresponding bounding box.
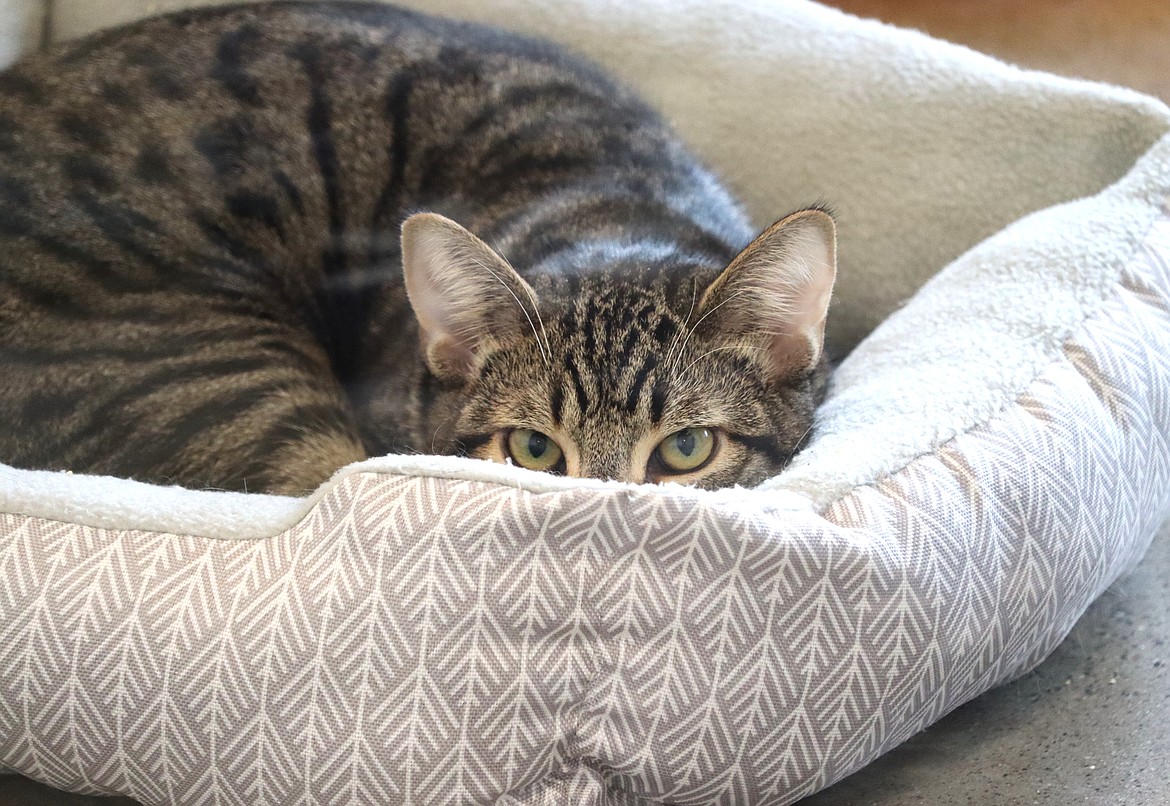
[0,454,817,541]
[770,131,1170,506]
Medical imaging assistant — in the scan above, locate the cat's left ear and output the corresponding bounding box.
[696,208,836,379]
[401,212,541,382]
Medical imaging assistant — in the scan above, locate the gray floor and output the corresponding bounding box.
[2,527,1167,805]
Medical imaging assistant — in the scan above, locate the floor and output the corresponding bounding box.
[829,0,1170,103]
[3,1,1169,803]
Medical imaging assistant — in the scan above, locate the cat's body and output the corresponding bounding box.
[0,1,835,495]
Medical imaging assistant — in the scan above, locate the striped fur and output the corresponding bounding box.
[0,1,832,494]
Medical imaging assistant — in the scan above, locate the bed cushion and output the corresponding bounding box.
[0,0,46,68]
[2,1,1170,804]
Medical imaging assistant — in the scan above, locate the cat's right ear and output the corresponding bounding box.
[401,212,541,382]
[696,208,836,379]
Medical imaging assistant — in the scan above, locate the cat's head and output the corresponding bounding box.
[400,209,835,489]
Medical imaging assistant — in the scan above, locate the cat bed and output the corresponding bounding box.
[4,1,1170,804]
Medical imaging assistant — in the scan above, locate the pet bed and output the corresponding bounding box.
[3,0,1170,803]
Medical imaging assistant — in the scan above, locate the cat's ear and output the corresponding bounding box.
[401,212,540,382]
[697,208,836,378]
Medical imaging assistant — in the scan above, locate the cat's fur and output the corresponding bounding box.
[0,1,836,495]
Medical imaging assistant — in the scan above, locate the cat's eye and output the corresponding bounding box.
[655,427,716,473]
[506,428,565,472]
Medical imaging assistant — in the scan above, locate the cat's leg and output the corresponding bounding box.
[251,432,369,497]
[1,304,368,496]
[139,316,371,497]
[173,372,369,496]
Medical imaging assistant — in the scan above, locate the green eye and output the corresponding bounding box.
[656,427,715,473]
[506,428,564,472]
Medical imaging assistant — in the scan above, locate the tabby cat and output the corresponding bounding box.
[0,1,836,495]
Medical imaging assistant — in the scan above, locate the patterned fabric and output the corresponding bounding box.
[1,208,1168,803]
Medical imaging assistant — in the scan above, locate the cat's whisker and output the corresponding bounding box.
[521,275,553,367]
[663,277,700,374]
[680,341,766,376]
[666,288,751,376]
[471,256,551,367]
[787,422,815,463]
[488,237,553,364]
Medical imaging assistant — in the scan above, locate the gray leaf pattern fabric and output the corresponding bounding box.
[2,211,1169,804]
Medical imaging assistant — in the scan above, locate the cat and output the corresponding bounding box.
[0,1,836,496]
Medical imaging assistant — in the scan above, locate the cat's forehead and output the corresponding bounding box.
[551,282,683,354]
[524,279,731,428]
[569,280,672,316]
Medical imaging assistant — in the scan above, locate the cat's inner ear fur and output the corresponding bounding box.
[401,212,541,382]
[696,208,836,379]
